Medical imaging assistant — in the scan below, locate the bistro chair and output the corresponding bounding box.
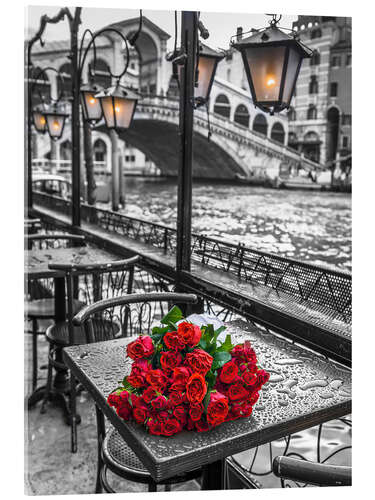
[25,233,86,393]
[43,256,140,452]
[272,456,352,487]
[72,292,202,493]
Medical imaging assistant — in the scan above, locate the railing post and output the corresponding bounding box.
[70,8,82,228]
[110,129,120,212]
[176,11,198,281]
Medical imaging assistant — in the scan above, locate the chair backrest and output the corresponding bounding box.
[49,256,141,345]
[72,292,198,344]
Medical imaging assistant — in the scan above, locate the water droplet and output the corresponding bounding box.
[300,379,328,390]
[275,358,303,366]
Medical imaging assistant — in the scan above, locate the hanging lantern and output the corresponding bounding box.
[195,43,224,106]
[32,106,47,134]
[232,25,311,114]
[95,84,138,130]
[43,104,68,141]
[80,83,103,123]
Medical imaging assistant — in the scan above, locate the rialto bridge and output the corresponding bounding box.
[29,16,320,181]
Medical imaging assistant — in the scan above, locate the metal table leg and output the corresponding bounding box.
[202,459,225,490]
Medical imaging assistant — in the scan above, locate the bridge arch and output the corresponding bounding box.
[234,104,250,128]
[213,94,231,118]
[127,30,159,95]
[253,114,268,136]
[270,122,285,144]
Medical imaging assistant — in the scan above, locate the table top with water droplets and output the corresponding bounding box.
[63,320,351,482]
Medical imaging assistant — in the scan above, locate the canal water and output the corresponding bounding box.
[113,177,352,271]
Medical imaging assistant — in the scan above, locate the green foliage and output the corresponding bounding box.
[160,305,183,325]
[212,351,232,370]
[216,334,235,353]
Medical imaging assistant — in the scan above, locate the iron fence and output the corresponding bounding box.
[33,191,352,324]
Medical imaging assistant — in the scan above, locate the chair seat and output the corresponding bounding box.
[46,318,121,346]
[26,298,85,319]
[103,428,202,485]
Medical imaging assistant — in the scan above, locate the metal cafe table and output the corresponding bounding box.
[25,243,121,414]
[63,320,351,490]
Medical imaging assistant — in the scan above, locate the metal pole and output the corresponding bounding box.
[176,11,198,275]
[26,44,33,215]
[110,129,119,211]
[70,8,82,227]
[119,153,125,206]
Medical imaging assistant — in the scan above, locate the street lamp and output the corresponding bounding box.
[80,82,103,123]
[232,16,312,114]
[43,104,68,141]
[95,83,138,129]
[195,43,225,107]
[32,105,47,134]
[78,27,140,130]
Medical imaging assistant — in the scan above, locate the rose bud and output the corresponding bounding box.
[207,391,229,427]
[177,322,202,347]
[164,331,185,351]
[189,403,204,422]
[219,360,239,384]
[186,372,207,404]
[160,350,183,373]
[186,349,213,375]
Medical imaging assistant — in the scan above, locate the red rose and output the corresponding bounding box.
[157,410,169,423]
[220,360,239,384]
[170,366,191,391]
[142,386,157,404]
[172,405,186,424]
[133,406,148,424]
[147,418,162,435]
[228,382,249,402]
[242,371,257,388]
[127,373,145,388]
[177,322,202,347]
[231,342,257,365]
[195,417,209,432]
[186,373,207,404]
[164,331,185,351]
[168,391,184,408]
[207,391,229,427]
[131,358,151,375]
[116,399,132,420]
[249,392,259,405]
[160,350,183,373]
[256,369,270,388]
[161,418,182,437]
[126,335,154,360]
[130,393,144,408]
[107,392,120,407]
[146,369,168,392]
[151,395,168,411]
[186,349,213,375]
[189,403,204,422]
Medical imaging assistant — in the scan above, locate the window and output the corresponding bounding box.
[270,123,285,144]
[225,52,233,61]
[346,54,352,66]
[213,94,231,118]
[227,69,231,82]
[330,82,338,97]
[288,107,296,121]
[342,136,349,148]
[307,104,317,120]
[311,28,322,39]
[130,155,135,162]
[342,114,352,125]
[234,104,250,127]
[252,114,268,136]
[309,75,318,94]
[331,56,341,67]
[310,51,321,66]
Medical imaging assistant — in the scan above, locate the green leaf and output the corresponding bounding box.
[161,306,183,325]
[198,338,208,350]
[217,334,234,353]
[203,391,211,411]
[205,370,217,391]
[212,351,231,370]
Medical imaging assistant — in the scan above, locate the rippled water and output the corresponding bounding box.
[112,178,351,271]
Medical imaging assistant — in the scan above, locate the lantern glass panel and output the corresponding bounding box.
[281,46,301,105]
[113,97,136,128]
[245,45,286,102]
[46,114,66,140]
[101,96,115,128]
[196,56,216,101]
[81,91,102,122]
[33,111,47,133]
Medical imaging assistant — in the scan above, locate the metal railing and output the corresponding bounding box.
[33,191,352,323]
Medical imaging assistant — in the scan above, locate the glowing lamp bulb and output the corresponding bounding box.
[53,120,59,130]
[40,116,46,125]
[266,76,276,87]
[89,97,96,104]
[115,105,121,113]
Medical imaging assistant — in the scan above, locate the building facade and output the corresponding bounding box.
[288,16,351,175]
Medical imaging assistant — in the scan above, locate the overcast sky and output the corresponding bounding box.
[26,6,297,51]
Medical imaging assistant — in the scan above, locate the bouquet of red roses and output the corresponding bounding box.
[107,306,269,437]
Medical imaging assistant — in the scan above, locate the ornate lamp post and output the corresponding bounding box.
[232,15,312,114]
[95,84,138,129]
[80,82,103,123]
[43,104,68,140]
[32,105,47,134]
[194,43,225,107]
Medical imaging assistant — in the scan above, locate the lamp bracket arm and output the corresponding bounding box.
[127,10,143,46]
[198,19,209,40]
